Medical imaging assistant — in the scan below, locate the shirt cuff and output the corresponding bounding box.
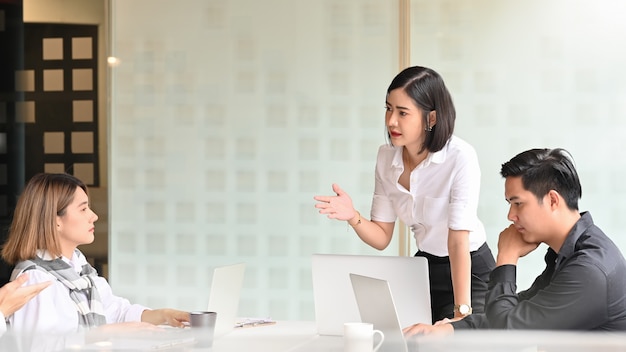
[488,264,517,288]
[126,304,151,322]
[450,313,488,329]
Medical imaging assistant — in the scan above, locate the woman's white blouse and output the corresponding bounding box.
[8,250,148,335]
[370,136,487,256]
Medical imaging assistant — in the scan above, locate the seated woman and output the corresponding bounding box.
[1,173,190,334]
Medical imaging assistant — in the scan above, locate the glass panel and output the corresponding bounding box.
[411,0,626,288]
[109,0,399,320]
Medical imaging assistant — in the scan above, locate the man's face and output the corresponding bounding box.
[504,176,551,244]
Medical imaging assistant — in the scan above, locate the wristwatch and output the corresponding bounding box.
[454,304,472,316]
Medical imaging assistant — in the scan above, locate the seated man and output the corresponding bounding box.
[404,148,626,334]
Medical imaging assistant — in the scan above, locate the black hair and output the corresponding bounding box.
[386,66,455,153]
[500,148,581,210]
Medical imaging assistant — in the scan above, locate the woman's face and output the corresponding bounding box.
[56,186,98,258]
[385,88,426,151]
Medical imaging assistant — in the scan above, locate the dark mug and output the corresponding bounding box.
[189,311,218,349]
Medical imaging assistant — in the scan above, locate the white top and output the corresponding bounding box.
[370,136,486,256]
[8,250,148,335]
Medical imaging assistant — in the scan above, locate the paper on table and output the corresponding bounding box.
[235,317,276,328]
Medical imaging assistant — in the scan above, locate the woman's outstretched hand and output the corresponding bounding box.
[313,183,357,222]
[0,273,51,317]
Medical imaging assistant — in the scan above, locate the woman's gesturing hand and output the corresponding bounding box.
[313,183,357,222]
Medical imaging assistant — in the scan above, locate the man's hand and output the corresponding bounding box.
[402,322,454,337]
[496,224,540,266]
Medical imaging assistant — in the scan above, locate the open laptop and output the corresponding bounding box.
[206,262,246,338]
[311,254,431,336]
[349,273,410,352]
[60,263,246,350]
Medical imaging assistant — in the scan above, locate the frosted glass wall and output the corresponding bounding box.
[109,0,399,320]
[110,0,626,320]
[410,0,626,289]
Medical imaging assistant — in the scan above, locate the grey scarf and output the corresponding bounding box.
[13,250,107,329]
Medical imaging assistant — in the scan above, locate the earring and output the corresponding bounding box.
[425,110,435,132]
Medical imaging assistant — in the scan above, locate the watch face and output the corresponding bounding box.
[459,304,470,314]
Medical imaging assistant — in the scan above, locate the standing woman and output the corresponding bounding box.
[314,66,495,322]
[1,173,189,334]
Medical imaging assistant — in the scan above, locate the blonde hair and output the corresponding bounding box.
[1,173,88,265]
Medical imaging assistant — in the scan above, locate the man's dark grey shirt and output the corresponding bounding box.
[453,212,626,330]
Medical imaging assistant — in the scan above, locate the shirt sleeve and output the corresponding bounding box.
[370,147,398,223]
[96,276,149,323]
[447,147,481,232]
[9,270,79,334]
[485,263,609,329]
[450,313,489,329]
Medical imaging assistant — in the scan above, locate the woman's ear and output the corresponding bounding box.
[429,110,437,127]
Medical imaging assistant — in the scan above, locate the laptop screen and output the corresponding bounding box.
[311,254,431,336]
[350,273,409,352]
[207,262,246,337]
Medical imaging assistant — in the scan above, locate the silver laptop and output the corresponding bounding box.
[206,262,246,338]
[311,254,431,336]
[350,273,410,352]
[68,263,245,350]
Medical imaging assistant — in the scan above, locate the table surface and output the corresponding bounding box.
[214,320,342,352]
[5,320,626,352]
[215,322,626,352]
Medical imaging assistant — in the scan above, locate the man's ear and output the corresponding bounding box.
[547,190,561,209]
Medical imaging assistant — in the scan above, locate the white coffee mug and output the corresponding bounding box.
[343,322,385,352]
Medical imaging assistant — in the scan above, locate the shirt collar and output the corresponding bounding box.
[430,145,447,164]
[555,211,594,261]
[36,248,80,264]
[390,143,448,169]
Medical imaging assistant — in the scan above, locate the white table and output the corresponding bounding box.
[213,321,342,352]
[0,321,338,352]
[215,323,626,352]
[7,320,624,352]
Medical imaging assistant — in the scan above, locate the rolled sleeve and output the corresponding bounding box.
[370,193,396,223]
[370,155,398,223]
[448,202,478,231]
[447,147,481,232]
